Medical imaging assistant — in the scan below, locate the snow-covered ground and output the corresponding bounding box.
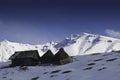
[0,51,120,80]
[1,32,120,62]
[0,32,120,80]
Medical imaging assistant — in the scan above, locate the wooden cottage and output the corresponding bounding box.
[9,50,40,66]
[53,48,72,65]
[40,50,54,64]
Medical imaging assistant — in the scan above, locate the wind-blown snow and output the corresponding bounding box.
[0,32,120,62]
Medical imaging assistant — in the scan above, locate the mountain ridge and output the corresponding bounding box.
[0,32,120,62]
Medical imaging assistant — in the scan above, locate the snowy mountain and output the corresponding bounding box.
[0,40,57,62]
[0,32,120,62]
[0,51,120,80]
[1,32,120,80]
[57,33,120,56]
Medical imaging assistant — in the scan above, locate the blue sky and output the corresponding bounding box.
[0,0,120,44]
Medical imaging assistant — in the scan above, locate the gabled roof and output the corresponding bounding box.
[40,50,54,63]
[54,48,70,60]
[41,50,54,58]
[53,48,72,65]
[9,50,40,60]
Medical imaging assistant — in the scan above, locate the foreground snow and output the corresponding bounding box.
[1,32,120,62]
[0,52,120,80]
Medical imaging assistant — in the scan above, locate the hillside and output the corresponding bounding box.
[0,51,120,80]
[0,33,120,61]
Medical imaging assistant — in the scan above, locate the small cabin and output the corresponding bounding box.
[9,50,40,66]
[53,48,72,65]
[40,50,54,64]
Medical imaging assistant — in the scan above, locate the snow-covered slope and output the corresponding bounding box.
[1,32,120,62]
[0,40,57,62]
[0,51,120,80]
[56,33,120,56]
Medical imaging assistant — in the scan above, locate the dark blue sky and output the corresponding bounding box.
[0,0,120,44]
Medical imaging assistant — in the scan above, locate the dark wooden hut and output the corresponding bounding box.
[40,50,54,64]
[9,50,40,66]
[53,48,72,65]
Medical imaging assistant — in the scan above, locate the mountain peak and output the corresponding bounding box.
[69,32,98,40]
[0,40,11,45]
[2,40,10,42]
[0,32,120,61]
[55,32,120,56]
